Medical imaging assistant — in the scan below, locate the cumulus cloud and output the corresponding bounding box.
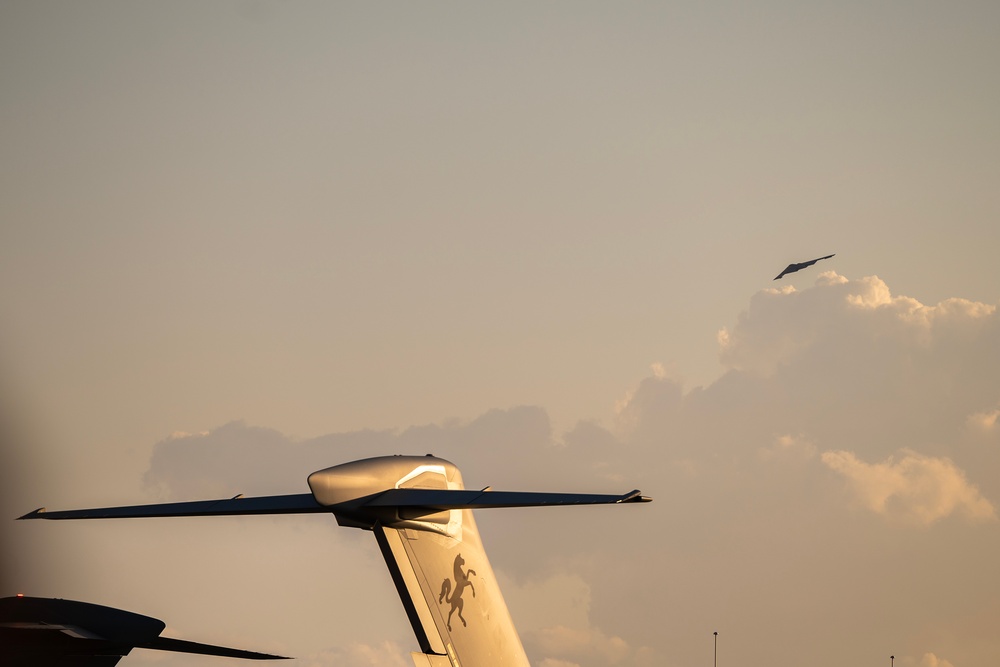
[525,625,631,666]
[502,571,661,667]
[143,406,562,500]
[718,271,998,378]
[821,449,996,525]
[967,407,1000,434]
[917,653,956,667]
[301,642,411,667]
[502,572,592,631]
[140,417,660,667]
[114,273,1000,667]
[758,434,818,461]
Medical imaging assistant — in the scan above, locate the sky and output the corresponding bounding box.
[2,1,999,666]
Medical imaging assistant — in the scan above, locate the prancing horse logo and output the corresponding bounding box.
[438,553,476,631]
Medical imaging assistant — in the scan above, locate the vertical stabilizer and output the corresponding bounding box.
[369,460,530,667]
[411,653,453,667]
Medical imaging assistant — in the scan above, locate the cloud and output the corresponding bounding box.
[143,406,561,500]
[525,625,631,666]
[502,571,663,666]
[718,272,998,378]
[140,415,661,667]
[917,653,956,667]
[967,408,1000,434]
[758,434,818,461]
[502,572,592,631]
[104,273,1000,667]
[301,642,411,667]
[821,449,996,525]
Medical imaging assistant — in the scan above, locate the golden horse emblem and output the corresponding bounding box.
[438,553,476,631]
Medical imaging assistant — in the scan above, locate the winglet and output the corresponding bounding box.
[17,508,46,520]
[618,490,652,503]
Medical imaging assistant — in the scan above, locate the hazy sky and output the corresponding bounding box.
[2,2,999,666]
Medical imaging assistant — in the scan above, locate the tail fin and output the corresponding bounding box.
[366,462,529,667]
[410,653,452,667]
[305,456,648,666]
[20,454,650,666]
[376,515,528,666]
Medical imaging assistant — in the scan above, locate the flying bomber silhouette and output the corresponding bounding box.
[773,253,835,280]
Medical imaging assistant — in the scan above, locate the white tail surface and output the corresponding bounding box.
[22,453,650,666]
[374,463,529,667]
[411,652,453,667]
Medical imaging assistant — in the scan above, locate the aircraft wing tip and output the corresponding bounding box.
[243,652,293,661]
[618,490,653,504]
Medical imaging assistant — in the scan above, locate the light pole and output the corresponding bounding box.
[891,656,894,667]
[714,631,718,667]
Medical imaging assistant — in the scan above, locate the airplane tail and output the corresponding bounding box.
[355,460,527,666]
[21,454,650,667]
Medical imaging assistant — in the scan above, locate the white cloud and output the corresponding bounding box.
[758,434,817,461]
[143,407,561,500]
[718,272,998,377]
[967,408,1000,434]
[526,625,631,666]
[301,642,411,667]
[844,273,894,309]
[504,566,660,667]
[502,572,592,632]
[81,273,1000,667]
[918,653,957,667]
[821,449,996,525]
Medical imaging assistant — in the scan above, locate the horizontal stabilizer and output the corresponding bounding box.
[15,456,650,667]
[365,488,651,510]
[18,488,651,522]
[142,637,290,660]
[18,493,327,521]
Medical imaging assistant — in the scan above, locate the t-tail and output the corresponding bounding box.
[19,455,651,667]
